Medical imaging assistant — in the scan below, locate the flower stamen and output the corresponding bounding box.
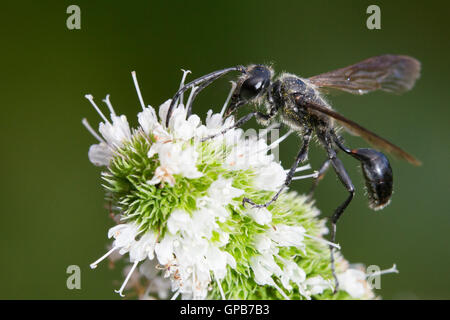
[260,130,293,153]
[131,71,146,111]
[85,94,109,123]
[303,233,341,250]
[102,94,116,117]
[292,171,319,181]
[171,289,181,300]
[366,264,399,278]
[258,122,281,138]
[214,272,226,300]
[82,118,105,143]
[220,81,237,117]
[178,69,192,105]
[272,280,290,300]
[115,260,140,297]
[185,86,198,111]
[90,246,118,269]
[285,164,312,173]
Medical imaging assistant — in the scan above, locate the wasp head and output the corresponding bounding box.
[224,65,273,117]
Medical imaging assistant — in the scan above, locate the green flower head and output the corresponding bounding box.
[83,70,379,300]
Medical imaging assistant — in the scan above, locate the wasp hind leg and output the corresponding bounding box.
[325,144,355,293]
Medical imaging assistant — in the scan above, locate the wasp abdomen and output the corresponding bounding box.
[350,148,393,210]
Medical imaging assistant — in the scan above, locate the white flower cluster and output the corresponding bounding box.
[83,70,376,300]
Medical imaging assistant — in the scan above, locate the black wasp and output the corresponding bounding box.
[166,55,421,291]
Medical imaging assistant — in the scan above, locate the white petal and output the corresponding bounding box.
[253,162,286,191]
[88,142,113,166]
[208,176,244,205]
[177,145,203,179]
[280,261,306,290]
[155,235,175,265]
[99,115,131,147]
[337,269,367,298]
[129,231,158,262]
[205,246,228,279]
[108,223,131,239]
[250,256,275,286]
[108,223,139,249]
[225,252,236,269]
[158,99,172,126]
[167,209,191,235]
[247,207,272,225]
[205,110,223,129]
[253,234,272,253]
[304,276,332,295]
[172,114,201,140]
[269,224,306,248]
[138,106,158,135]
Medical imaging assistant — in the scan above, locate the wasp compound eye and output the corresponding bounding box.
[225,66,271,117]
[350,148,393,210]
[239,65,271,100]
[240,75,269,100]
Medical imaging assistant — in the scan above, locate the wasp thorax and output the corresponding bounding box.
[350,148,393,210]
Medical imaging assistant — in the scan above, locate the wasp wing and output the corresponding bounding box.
[308,55,421,95]
[300,100,421,166]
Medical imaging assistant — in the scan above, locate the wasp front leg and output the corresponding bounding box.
[166,66,245,127]
[242,128,312,209]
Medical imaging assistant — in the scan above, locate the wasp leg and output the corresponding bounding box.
[242,129,312,209]
[307,158,331,200]
[326,145,355,293]
[201,111,274,142]
[166,66,245,127]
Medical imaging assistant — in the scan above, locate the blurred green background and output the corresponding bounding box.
[1,1,449,299]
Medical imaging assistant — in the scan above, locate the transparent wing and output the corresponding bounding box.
[308,55,421,95]
[299,100,421,166]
